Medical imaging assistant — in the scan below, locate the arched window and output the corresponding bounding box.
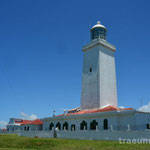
[80,120,87,130]
[63,122,68,130]
[90,68,92,72]
[49,122,54,130]
[90,120,98,130]
[24,126,26,131]
[71,124,76,131]
[56,122,61,130]
[27,126,29,131]
[146,124,150,129]
[103,119,108,130]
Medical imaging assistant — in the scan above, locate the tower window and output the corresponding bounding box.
[90,68,92,72]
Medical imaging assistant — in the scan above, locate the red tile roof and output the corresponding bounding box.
[56,105,133,117]
[15,119,43,125]
[1,129,7,132]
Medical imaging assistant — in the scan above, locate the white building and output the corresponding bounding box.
[7,118,43,132]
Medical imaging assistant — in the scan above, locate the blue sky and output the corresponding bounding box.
[0,0,150,127]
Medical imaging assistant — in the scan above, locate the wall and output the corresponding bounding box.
[81,39,117,110]
[7,124,42,132]
[43,114,119,131]
[81,45,100,109]
[43,111,137,132]
[99,45,117,108]
[56,130,150,141]
[7,131,54,138]
[135,112,150,130]
[6,130,150,141]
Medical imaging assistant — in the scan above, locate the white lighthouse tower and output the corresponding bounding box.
[81,21,117,110]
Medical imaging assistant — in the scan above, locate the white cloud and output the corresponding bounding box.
[138,102,150,112]
[0,121,7,129]
[119,106,125,109]
[20,112,37,120]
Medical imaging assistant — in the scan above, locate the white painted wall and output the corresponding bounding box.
[99,46,117,107]
[6,130,150,141]
[56,130,150,141]
[81,39,117,109]
[135,112,150,130]
[81,46,100,109]
[7,131,54,138]
[42,110,150,132]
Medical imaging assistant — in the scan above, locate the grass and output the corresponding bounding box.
[0,134,150,150]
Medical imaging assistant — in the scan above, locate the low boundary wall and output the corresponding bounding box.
[5,130,150,141]
[57,130,150,141]
[6,131,54,138]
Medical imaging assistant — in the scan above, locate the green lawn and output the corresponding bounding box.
[0,134,150,150]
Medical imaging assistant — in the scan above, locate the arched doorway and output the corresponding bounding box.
[63,122,68,130]
[56,122,61,130]
[90,120,98,130]
[80,120,87,130]
[103,119,108,130]
[27,126,29,131]
[49,122,54,130]
[71,124,76,131]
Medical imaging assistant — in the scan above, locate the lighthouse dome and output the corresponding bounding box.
[90,21,107,41]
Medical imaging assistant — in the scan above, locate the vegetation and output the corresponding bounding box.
[0,134,150,150]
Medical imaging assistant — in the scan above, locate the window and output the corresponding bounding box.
[27,126,29,131]
[146,124,150,129]
[24,126,26,131]
[63,122,68,130]
[91,27,106,40]
[71,124,76,131]
[90,68,92,72]
[90,120,98,130]
[103,119,108,130]
[80,121,87,130]
[49,122,54,130]
[56,122,61,130]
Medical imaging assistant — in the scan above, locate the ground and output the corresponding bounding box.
[0,134,150,150]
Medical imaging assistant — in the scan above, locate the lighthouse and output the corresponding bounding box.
[81,21,117,110]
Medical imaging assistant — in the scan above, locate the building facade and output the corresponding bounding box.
[42,107,150,132]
